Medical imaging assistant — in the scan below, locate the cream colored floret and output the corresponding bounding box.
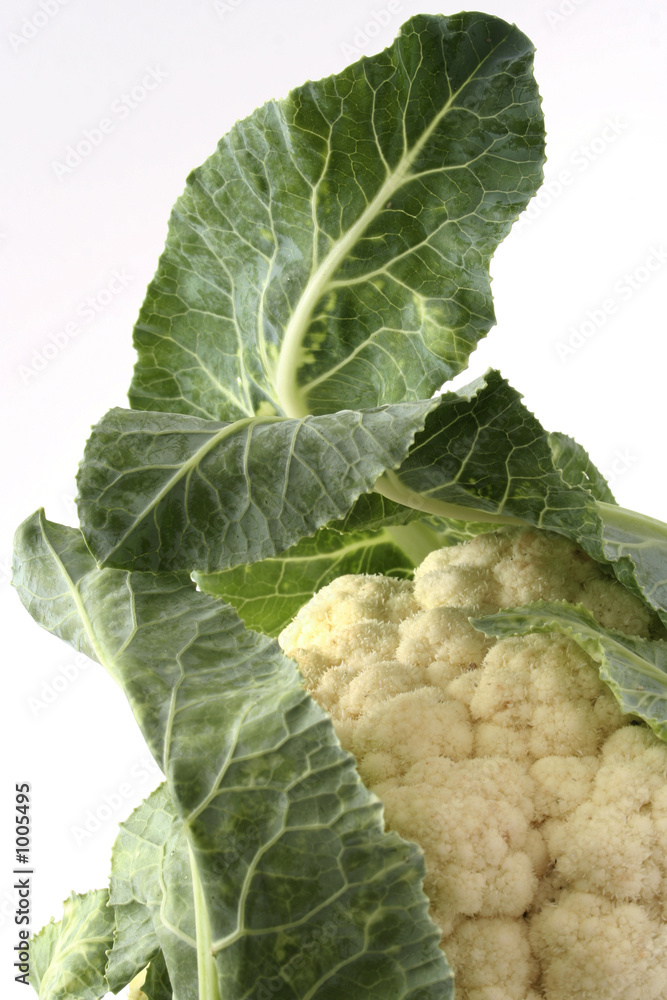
[279,527,665,999]
[128,967,148,1000]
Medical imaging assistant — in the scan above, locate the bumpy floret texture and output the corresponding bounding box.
[279,528,667,1000]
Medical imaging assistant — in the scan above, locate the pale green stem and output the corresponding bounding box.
[188,841,221,1000]
[374,471,528,527]
[384,521,445,566]
[274,49,500,418]
[597,501,667,545]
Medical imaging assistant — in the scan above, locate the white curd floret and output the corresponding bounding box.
[279,527,665,999]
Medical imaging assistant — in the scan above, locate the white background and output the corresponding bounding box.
[1,1,666,996]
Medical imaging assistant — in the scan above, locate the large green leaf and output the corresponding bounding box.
[76,402,435,572]
[193,523,425,637]
[29,890,114,1000]
[129,12,544,421]
[375,371,599,541]
[598,502,667,628]
[110,786,197,1000]
[547,431,616,504]
[471,600,667,740]
[106,790,174,997]
[194,517,498,637]
[106,898,160,996]
[13,512,454,1000]
[12,513,138,677]
[373,371,667,626]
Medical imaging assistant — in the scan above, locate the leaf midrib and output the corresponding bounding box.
[275,30,510,418]
[37,511,111,673]
[93,415,283,566]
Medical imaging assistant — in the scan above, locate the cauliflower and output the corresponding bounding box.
[279,527,667,1000]
[128,967,148,1000]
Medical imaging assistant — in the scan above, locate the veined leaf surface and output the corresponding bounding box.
[140,951,172,1000]
[13,513,454,999]
[129,12,544,420]
[375,370,602,545]
[374,371,667,625]
[598,502,667,628]
[547,431,616,504]
[105,788,175,998]
[106,895,163,996]
[194,518,497,637]
[29,890,114,1000]
[76,401,435,572]
[110,785,197,1000]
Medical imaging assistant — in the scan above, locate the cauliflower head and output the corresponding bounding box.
[279,527,667,1000]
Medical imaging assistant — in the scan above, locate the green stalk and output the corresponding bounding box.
[374,470,528,526]
[384,521,444,566]
[598,501,667,546]
[188,841,222,1000]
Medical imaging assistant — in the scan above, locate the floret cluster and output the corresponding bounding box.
[280,528,667,1000]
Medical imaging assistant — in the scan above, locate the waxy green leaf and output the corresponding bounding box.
[368,373,667,625]
[194,517,497,637]
[106,895,162,996]
[29,890,114,1000]
[105,789,176,999]
[110,785,197,1000]
[76,401,436,572]
[548,431,616,504]
[140,951,173,1000]
[375,370,601,539]
[14,512,454,999]
[193,523,425,636]
[598,502,667,628]
[471,600,667,739]
[129,12,544,421]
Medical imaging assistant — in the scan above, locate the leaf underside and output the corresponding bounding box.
[29,890,115,1000]
[14,512,454,999]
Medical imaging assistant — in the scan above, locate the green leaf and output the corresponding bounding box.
[129,12,544,421]
[471,600,667,740]
[598,502,667,628]
[29,890,114,1000]
[374,372,667,625]
[11,511,138,677]
[106,791,173,996]
[375,371,601,544]
[194,516,499,637]
[14,513,454,999]
[548,431,616,504]
[376,371,667,625]
[76,401,435,572]
[110,786,198,1000]
[106,898,161,995]
[141,950,172,1000]
[193,523,426,636]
